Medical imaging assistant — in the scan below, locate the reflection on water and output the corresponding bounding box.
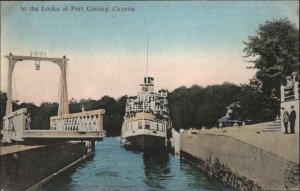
[143,152,170,189]
[39,137,232,191]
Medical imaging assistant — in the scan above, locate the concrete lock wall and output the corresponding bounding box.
[181,133,299,190]
[1,142,90,191]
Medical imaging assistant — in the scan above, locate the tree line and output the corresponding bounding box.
[0,82,279,135]
[168,82,277,131]
[0,18,298,135]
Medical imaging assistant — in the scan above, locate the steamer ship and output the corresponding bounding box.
[121,76,172,151]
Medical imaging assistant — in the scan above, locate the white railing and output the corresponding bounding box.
[2,108,28,131]
[1,109,105,143]
[50,109,105,132]
[1,108,28,142]
[281,81,299,102]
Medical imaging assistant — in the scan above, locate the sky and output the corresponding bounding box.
[1,1,299,104]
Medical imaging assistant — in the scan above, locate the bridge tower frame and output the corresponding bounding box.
[5,53,69,116]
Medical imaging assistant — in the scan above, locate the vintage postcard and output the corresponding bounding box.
[1,1,299,191]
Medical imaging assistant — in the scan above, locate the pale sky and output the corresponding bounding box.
[1,1,299,104]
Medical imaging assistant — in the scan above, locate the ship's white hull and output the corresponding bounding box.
[121,117,168,151]
[122,134,166,151]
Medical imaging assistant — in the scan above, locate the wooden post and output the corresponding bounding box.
[5,55,17,115]
[4,54,69,116]
[294,81,299,99]
[57,57,69,116]
[280,85,285,102]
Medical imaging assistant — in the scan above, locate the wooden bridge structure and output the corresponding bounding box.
[1,53,105,143]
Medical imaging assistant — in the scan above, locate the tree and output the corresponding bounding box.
[201,83,240,127]
[235,84,277,123]
[168,83,241,130]
[168,86,190,131]
[0,92,7,130]
[243,18,299,99]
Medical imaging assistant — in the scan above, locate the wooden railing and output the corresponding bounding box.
[1,109,105,143]
[281,81,299,102]
[1,108,28,142]
[50,109,105,132]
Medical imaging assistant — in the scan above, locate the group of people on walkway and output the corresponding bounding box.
[282,105,296,134]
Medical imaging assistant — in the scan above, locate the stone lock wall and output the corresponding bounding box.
[1,142,89,191]
[181,133,299,190]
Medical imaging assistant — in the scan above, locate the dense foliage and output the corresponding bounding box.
[243,18,299,113]
[168,83,238,130]
[168,82,277,131]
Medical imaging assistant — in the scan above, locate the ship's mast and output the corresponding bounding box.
[141,36,154,93]
[143,36,148,113]
[147,36,148,76]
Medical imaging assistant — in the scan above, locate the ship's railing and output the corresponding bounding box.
[50,109,105,131]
